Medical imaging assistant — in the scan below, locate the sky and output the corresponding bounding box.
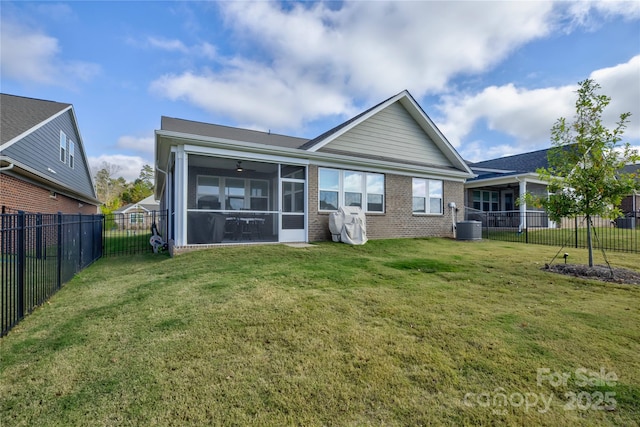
[1,1,639,182]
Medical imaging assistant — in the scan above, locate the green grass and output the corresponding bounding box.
[1,239,639,426]
[102,230,154,255]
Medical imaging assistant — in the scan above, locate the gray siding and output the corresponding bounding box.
[2,110,96,200]
[319,102,453,167]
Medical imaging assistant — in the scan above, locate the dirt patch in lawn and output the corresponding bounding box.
[545,263,640,285]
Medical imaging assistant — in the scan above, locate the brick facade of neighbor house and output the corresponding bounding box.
[307,165,464,241]
[0,174,98,214]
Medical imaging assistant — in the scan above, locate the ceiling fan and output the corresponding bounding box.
[235,161,255,172]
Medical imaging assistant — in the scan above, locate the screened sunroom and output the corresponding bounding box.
[186,155,306,244]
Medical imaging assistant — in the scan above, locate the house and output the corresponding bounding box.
[0,94,100,214]
[619,164,640,220]
[113,195,161,230]
[154,90,474,249]
[465,148,640,228]
[465,148,551,229]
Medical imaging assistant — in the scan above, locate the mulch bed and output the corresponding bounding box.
[544,263,640,285]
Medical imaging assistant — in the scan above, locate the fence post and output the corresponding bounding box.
[78,213,83,270]
[575,217,578,248]
[36,213,43,260]
[57,212,62,289]
[17,211,25,320]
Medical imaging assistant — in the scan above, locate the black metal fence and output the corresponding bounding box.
[102,210,168,257]
[1,209,168,336]
[1,212,102,336]
[465,209,639,254]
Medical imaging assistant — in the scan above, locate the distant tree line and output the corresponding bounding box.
[92,162,154,214]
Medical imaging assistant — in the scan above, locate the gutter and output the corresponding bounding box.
[0,163,15,172]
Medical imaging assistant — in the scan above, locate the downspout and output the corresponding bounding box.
[155,162,172,246]
[0,163,15,172]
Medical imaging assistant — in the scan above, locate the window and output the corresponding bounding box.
[196,176,272,211]
[225,178,245,210]
[318,168,385,213]
[473,190,499,211]
[250,180,269,211]
[412,178,443,214]
[196,176,220,209]
[366,173,384,212]
[319,168,339,211]
[130,213,144,224]
[59,131,67,163]
[344,171,363,208]
[68,140,75,169]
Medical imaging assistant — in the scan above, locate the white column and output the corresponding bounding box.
[519,178,527,231]
[174,147,188,246]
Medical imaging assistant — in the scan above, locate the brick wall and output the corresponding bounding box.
[307,165,464,241]
[0,174,98,214]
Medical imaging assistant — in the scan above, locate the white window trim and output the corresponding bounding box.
[68,140,75,169]
[196,175,271,211]
[473,189,500,212]
[59,131,67,164]
[318,167,385,213]
[412,178,443,215]
[130,213,144,224]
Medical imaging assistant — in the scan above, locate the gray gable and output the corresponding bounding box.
[1,94,70,144]
[299,93,396,150]
[1,94,98,203]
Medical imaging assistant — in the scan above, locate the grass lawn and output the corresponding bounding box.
[1,239,639,426]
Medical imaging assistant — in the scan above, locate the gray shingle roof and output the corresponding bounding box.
[161,116,309,149]
[0,94,70,145]
[469,147,553,174]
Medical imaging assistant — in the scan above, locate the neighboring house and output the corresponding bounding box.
[0,94,100,214]
[465,148,551,229]
[465,147,640,228]
[113,195,160,230]
[154,90,474,249]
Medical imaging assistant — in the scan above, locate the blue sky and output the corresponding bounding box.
[2,1,639,181]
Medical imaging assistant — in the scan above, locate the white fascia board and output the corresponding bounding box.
[470,166,518,174]
[465,173,547,188]
[183,144,310,165]
[0,105,72,151]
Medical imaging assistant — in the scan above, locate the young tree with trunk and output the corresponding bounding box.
[532,79,639,267]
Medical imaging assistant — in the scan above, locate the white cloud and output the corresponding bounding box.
[151,67,355,132]
[437,55,640,162]
[129,36,217,60]
[565,0,640,31]
[146,1,638,156]
[0,19,100,86]
[88,155,149,182]
[116,135,155,156]
[150,1,555,131]
[590,55,640,138]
